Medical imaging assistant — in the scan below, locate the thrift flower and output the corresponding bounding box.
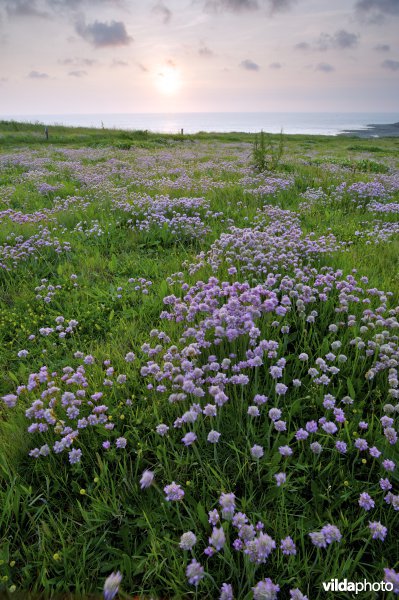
[280,536,296,555]
[321,524,342,543]
[208,509,220,525]
[251,445,264,459]
[164,482,184,501]
[369,521,387,541]
[179,531,197,550]
[182,432,197,446]
[156,423,169,436]
[278,446,292,457]
[186,559,204,586]
[209,526,226,551]
[384,568,399,593]
[290,588,308,600]
[103,572,122,600]
[274,473,286,486]
[252,578,280,600]
[207,430,221,443]
[309,531,327,548]
[140,470,154,489]
[220,582,233,600]
[219,493,236,519]
[310,442,323,454]
[290,590,308,600]
[68,448,82,464]
[359,492,375,511]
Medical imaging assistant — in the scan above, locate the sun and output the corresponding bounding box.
[155,66,182,96]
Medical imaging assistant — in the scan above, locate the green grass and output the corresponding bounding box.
[0,122,399,599]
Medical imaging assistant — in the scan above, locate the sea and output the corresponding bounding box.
[2,112,399,136]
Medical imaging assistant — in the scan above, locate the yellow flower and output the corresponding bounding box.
[9,585,16,593]
[94,477,99,483]
[9,561,15,567]
[343,480,349,486]
[79,489,86,495]
[362,458,367,464]
[53,553,61,561]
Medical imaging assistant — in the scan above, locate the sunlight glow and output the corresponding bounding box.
[155,66,182,96]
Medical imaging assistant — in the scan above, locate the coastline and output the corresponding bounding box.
[339,122,399,138]
[2,113,399,137]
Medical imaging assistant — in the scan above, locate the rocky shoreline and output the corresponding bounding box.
[339,122,399,138]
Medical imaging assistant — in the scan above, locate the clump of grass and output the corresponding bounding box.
[252,130,285,172]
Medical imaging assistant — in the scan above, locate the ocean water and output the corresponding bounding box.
[2,112,399,136]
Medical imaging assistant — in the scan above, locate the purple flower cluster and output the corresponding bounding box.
[3,356,129,462]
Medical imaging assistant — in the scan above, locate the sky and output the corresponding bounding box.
[0,0,398,114]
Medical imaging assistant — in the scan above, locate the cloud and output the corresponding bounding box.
[46,0,120,11]
[4,0,49,18]
[111,59,128,67]
[315,62,335,72]
[240,58,260,71]
[269,61,282,69]
[28,70,50,78]
[381,59,399,71]
[374,43,390,52]
[333,29,359,49]
[355,0,399,23]
[152,2,172,23]
[204,0,296,12]
[295,41,310,50]
[297,30,359,52]
[75,18,132,47]
[58,57,97,66]
[268,0,296,12]
[3,0,119,19]
[199,45,214,57]
[316,30,359,50]
[68,70,87,76]
[205,0,258,12]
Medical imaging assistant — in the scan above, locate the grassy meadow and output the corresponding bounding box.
[0,120,399,599]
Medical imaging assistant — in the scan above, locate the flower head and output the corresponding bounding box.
[164,482,184,501]
[140,470,154,490]
[186,558,204,586]
[252,578,280,600]
[219,492,236,519]
[369,521,387,541]
[103,571,122,600]
[359,492,374,511]
[251,445,264,459]
[220,582,233,600]
[209,526,226,551]
[208,430,221,443]
[274,472,286,487]
[290,590,308,600]
[280,536,296,555]
[182,432,197,446]
[179,531,197,550]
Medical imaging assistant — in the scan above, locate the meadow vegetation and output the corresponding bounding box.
[0,121,399,599]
